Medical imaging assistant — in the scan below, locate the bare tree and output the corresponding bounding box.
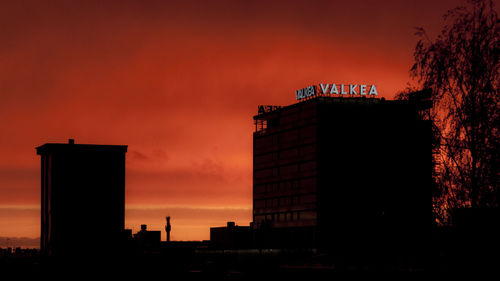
[410,0,499,222]
[394,84,420,101]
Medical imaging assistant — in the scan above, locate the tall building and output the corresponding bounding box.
[253,94,434,250]
[36,139,127,257]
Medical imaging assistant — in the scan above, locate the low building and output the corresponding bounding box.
[210,222,252,249]
[133,225,161,252]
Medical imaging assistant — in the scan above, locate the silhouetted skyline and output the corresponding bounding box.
[0,0,477,244]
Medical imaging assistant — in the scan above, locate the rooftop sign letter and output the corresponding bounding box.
[296,85,316,100]
[297,83,378,101]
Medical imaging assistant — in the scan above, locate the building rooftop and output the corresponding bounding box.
[254,90,431,120]
[36,139,128,155]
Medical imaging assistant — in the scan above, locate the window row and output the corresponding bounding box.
[255,210,317,223]
[254,144,317,165]
[254,126,317,149]
[254,194,316,209]
[254,177,316,194]
[279,109,316,126]
[254,161,317,179]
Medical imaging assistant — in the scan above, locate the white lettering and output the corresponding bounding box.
[360,85,367,95]
[349,84,358,95]
[296,89,303,100]
[297,83,378,100]
[369,85,378,95]
[330,84,339,95]
[307,85,316,97]
[296,85,317,100]
[341,84,347,95]
[320,84,329,94]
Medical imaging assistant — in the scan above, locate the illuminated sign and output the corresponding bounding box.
[258,105,281,114]
[296,83,378,100]
[295,85,317,100]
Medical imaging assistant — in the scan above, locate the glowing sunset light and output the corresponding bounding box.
[0,0,463,246]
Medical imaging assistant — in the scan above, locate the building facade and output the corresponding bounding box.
[253,95,434,250]
[37,139,127,257]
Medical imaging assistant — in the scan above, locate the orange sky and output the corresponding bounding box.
[0,0,468,246]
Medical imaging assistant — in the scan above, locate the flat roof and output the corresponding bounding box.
[254,89,432,119]
[36,139,128,155]
[254,96,396,120]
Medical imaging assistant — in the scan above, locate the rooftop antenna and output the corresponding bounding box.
[165,216,171,243]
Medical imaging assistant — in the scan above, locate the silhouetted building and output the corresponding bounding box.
[123,229,133,241]
[36,139,127,257]
[253,94,434,250]
[210,222,252,249]
[133,225,161,252]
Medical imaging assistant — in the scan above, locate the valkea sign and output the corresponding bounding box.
[296,83,378,101]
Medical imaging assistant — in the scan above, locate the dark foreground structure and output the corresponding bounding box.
[210,222,252,249]
[4,93,496,276]
[36,139,127,258]
[253,95,434,252]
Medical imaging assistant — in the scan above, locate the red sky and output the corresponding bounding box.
[0,0,471,246]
